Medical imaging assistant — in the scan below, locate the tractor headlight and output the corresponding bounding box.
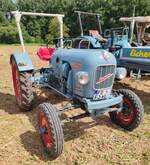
[76,71,89,85]
[115,67,127,80]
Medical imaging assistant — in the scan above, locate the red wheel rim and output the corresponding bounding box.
[39,112,53,149]
[11,61,21,104]
[116,97,135,125]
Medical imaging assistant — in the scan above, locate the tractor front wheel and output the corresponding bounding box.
[38,103,64,159]
[11,57,34,111]
[109,89,144,131]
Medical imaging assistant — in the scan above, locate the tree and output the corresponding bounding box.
[1,0,150,44]
[46,17,69,44]
[0,21,30,44]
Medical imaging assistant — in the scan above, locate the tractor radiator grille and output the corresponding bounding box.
[95,65,115,89]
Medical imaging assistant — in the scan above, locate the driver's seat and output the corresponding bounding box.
[89,30,107,43]
[37,47,56,61]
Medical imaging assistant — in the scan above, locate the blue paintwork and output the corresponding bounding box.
[13,44,124,114]
[80,36,102,48]
[51,48,116,99]
[10,52,34,71]
[67,70,73,95]
[9,42,122,114]
[121,47,150,61]
[109,35,131,48]
[107,33,150,72]
[109,35,131,66]
[84,94,122,114]
[120,47,150,72]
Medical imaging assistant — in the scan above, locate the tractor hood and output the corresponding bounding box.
[52,48,116,69]
[51,48,116,99]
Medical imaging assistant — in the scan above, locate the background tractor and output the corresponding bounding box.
[65,11,128,80]
[102,16,150,78]
[73,11,150,78]
[115,16,150,77]
[10,11,144,159]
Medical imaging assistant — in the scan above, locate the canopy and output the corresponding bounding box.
[120,16,150,23]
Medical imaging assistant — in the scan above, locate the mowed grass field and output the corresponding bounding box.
[0,45,150,165]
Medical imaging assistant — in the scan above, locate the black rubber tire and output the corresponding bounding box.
[38,103,64,159]
[109,89,144,131]
[11,57,34,111]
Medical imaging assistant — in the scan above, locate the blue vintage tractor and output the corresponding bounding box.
[10,11,144,159]
[68,11,128,80]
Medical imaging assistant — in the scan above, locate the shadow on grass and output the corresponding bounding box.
[0,90,118,161]
[0,88,64,114]
[20,130,51,161]
[63,114,118,142]
[0,92,20,114]
[19,113,118,161]
[0,79,149,161]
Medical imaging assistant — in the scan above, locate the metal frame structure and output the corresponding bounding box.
[120,16,150,44]
[107,16,150,76]
[11,10,64,52]
[74,11,102,36]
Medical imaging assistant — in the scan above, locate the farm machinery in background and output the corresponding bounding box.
[117,16,150,77]
[10,11,144,159]
[74,11,150,78]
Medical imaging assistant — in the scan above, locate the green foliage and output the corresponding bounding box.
[45,17,69,43]
[0,21,35,44]
[0,23,18,44]
[1,0,150,44]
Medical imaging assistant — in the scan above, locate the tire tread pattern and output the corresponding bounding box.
[38,103,64,159]
[110,89,144,131]
[19,72,34,111]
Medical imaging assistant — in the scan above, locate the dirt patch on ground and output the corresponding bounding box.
[0,45,150,165]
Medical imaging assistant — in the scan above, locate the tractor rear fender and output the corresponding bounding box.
[10,52,34,72]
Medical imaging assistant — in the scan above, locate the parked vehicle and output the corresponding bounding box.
[74,11,150,78]
[71,11,127,80]
[10,11,144,159]
[116,16,150,77]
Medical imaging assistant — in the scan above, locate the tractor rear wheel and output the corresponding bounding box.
[38,103,64,159]
[11,57,34,111]
[109,89,144,131]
